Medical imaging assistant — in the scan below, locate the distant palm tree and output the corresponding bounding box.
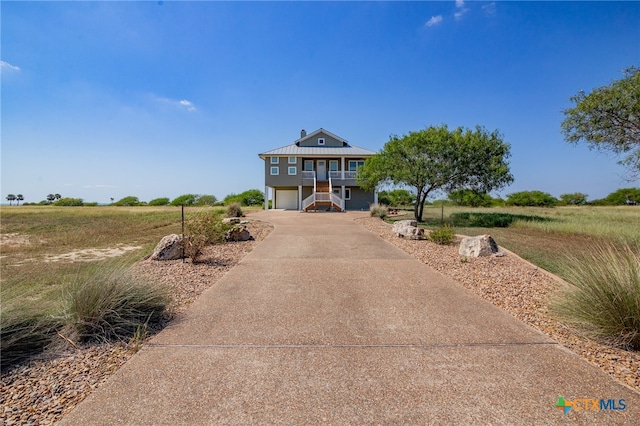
[6,194,16,206]
[54,194,62,200]
[47,194,56,203]
[16,194,24,206]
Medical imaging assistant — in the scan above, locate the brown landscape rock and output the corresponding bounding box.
[392,219,425,240]
[224,225,252,242]
[459,234,500,257]
[150,234,184,261]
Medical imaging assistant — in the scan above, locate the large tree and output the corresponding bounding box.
[6,194,16,206]
[561,66,640,178]
[358,125,513,221]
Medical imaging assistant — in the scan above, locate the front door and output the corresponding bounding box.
[317,160,327,181]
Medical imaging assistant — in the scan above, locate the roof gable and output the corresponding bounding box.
[295,128,348,148]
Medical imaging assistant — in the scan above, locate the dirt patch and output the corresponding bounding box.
[43,245,142,263]
[1,233,33,248]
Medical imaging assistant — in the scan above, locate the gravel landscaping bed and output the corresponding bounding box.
[355,216,639,394]
[0,220,274,426]
[2,215,637,425]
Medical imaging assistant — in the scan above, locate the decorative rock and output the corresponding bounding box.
[222,217,242,225]
[458,234,500,257]
[150,234,185,260]
[224,225,252,242]
[392,220,425,240]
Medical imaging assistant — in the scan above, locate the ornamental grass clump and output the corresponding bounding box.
[552,244,640,350]
[0,309,61,370]
[369,203,388,219]
[226,202,244,218]
[62,263,170,342]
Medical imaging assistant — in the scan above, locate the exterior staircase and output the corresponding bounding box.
[302,177,344,212]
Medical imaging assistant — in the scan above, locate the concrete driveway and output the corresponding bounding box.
[61,211,639,425]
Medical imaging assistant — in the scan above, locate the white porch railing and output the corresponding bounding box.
[328,171,357,180]
[302,193,316,211]
[302,191,345,211]
[330,192,345,211]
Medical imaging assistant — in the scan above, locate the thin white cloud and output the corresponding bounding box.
[425,15,443,27]
[454,0,469,20]
[179,99,196,112]
[1,60,21,72]
[482,2,497,15]
[153,95,197,112]
[84,184,116,188]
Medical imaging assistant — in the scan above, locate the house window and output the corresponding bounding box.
[344,188,351,200]
[288,166,297,175]
[348,160,365,171]
[288,156,296,164]
[318,138,325,145]
[329,160,338,171]
[304,160,314,171]
[270,166,279,175]
[270,157,279,164]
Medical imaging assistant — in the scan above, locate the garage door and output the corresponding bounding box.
[275,190,298,210]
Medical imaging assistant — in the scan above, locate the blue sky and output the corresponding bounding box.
[2,1,639,204]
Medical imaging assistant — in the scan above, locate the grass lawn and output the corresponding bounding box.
[1,206,216,314]
[389,205,640,278]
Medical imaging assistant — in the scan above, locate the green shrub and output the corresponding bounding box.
[185,212,232,261]
[448,189,494,207]
[62,264,170,342]
[552,244,640,350]
[195,194,218,206]
[378,189,415,207]
[113,196,142,206]
[170,194,198,206]
[226,202,244,218]
[559,192,588,206]
[450,212,551,228]
[590,187,640,206]
[1,309,61,370]
[53,197,84,206]
[369,203,388,219]
[505,190,558,207]
[224,189,265,206]
[429,224,456,245]
[148,197,170,206]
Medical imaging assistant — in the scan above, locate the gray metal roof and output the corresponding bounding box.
[259,144,376,159]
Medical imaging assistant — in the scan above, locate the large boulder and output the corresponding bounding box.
[458,234,500,257]
[392,220,425,240]
[151,234,185,261]
[224,225,252,242]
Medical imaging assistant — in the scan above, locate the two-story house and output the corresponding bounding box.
[259,128,377,211]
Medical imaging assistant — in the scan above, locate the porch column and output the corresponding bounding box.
[298,185,303,211]
[341,157,345,180]
[264,186,269,210]
[374,190,378,204]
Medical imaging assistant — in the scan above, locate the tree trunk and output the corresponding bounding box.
[413,201,420,222]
